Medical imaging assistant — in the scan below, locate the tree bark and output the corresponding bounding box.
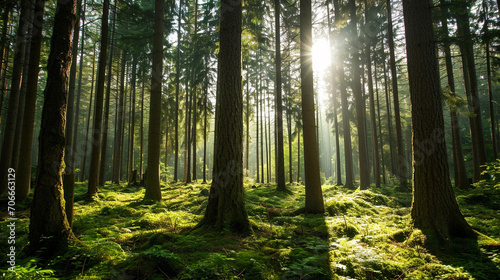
[29,0,77,253]
[455,1,487,182]
[199,0,250,233]
[80,48,96,182]
[440,7,469,189]
[0,0,28,195]
[486,39,497,159]
[402,0,475,241]
[128,55,137,180]
[386,0,407,189]
[112,51,126,183]
[144,0,164,201]
[174,0,183,182]
[274,0,286,190]
[300,0,324,213]
[99,1,116,186]
[17,0,45,201]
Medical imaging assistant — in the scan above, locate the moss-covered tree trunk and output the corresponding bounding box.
[144,0,163,201]
[29,0,77,253]
[402,0,475,241]
[199,0,250,233]
[300,0,324,213]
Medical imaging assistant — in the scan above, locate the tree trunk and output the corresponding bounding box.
[375,65,386,184]
[383,59,395,175]
[80,49,96,182]
[203,73,208,183]
[245,70,250,173]
[300,0,324,213]
[140,71,145,180]
[256,69,260,183]
[0,0,28,195]
[199,0,250,233]
[192,87,197,181]
[297,125,301,183]
[87,0,109,197]
[184,80,192,183]
[99,1,116,186]
[386,0,407,189]
[402,0,475,241]
[486,39,497,160]
[112,51,126,184]
[72,0,86,179]
[455,1,487,182]
[128,55,137,180]
[144,0,163,201]
[339,55,354,189]
[17,0,45,201]
[174,0,182,182]
[29,0,77,253]
[274,0,287,191]
[0,4,11,87]
[440,7,469,189]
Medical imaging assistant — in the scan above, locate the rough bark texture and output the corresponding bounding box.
[87,0,109,197]
[386,0,407,189]
[402,0,475,242]
[113,52,126,183]
[144,0,163,201]
[29,0,77,253]
[174,0,182,182]
[300,0,324,213]
[17,0,45,201]
[199,0,250,233]
[486,40,497,160]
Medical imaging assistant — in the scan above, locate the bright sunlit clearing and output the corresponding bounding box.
[312,37,331,104]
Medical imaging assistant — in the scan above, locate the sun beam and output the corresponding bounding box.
[312,37,331,103]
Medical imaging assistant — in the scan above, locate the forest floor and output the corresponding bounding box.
[1,174,500,279]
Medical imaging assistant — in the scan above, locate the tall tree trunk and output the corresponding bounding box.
[403,0,475,241]
[245,70,250,173]
[72,0,86,179]
[274,0,286,191]
[256,68,260,183]
[81,49,96,182]
[0,0,29,195]
[128,55,137,181]
[192,87,197,181]
[174,0,182,182]
[112,51,126,183]
[99,1,116,186]
[386,0,407,189]
[339,56,354,189]
[199,0,250,233]
[329,0,343,186]
[17,0,45,201]
[383,59,395,175]
[87,0,108,196]
[375,65,386,184]
[365,0,380,188]
[140,71,145,180]
[300,0,324,213]
[144,0,164,201]
[440,7,469,189]
[13,2,34,171]
[265,88,270,183]
[0,4,11,87]
[184,80,192,183]
[203,73,208,183]
[297,125,301,183]
[486,39,497,159]
[349,0,370,190]
[29,0,77,253]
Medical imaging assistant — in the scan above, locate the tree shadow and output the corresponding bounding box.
[431,237,500,280]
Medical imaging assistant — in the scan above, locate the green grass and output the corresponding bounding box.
[1,177,499,279]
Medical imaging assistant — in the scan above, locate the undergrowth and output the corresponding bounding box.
[1,173,499,279]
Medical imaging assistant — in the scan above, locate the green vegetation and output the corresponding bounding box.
[1,178,499,279]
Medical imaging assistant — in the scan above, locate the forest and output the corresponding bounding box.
[0,0,499,279]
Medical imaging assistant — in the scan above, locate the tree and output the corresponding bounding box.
[348,0,370,190]
[17,0,45,201]
[199,0,250,233]
[274,0,286,192]
[0,0,29,196]
[386,0,407,189]
[402,0,475,241]
[29,0,77,253]
[300,0,324,213]
[144,0,164,201]
[87,0,109,197]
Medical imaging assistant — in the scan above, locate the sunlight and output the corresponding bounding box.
[312,37,331,103]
